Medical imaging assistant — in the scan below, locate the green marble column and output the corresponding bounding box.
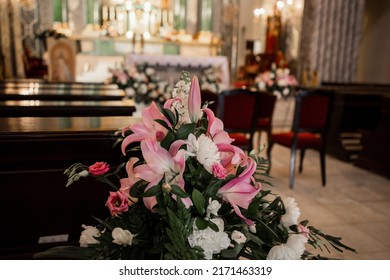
[199,0,212,31]
[174,0,187,30]
[53,0,63,22]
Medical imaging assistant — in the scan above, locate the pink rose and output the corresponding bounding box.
[106,191,129,216]
[212,163,227,179]
[88,162,110,175]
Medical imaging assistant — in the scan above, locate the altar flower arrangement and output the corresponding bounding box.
[254,63,298,98]
[199,67,226,93]
[107,63,172,107]
[36,72,355,260]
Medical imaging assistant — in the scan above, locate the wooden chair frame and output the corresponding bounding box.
[267,89,334,189]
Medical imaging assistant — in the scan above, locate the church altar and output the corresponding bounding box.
[76,52,230,88]
[125,53,230,88]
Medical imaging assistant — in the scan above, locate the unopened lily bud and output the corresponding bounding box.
[249,224,257,233]
[162,182,172,193]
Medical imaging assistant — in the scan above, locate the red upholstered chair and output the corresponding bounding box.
[217,88,257,151]
[201,89,218,115]
[254,91,277,149]
[267,89,334,189]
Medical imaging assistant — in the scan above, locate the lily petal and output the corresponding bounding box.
[188,76,202,123]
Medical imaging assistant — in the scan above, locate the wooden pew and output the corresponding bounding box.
[0,116,141,259]
[0,99,135,117]
[0,80,125,101]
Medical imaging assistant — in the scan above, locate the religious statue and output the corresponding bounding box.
[265,4,282,54]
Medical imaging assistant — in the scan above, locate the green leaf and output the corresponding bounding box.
[176,123,196,139]
[140,185,162,197]
[192,189,205,215]
[247,197,262,217]
[207,220,219,232]
[161,108,176,126]
[195,218,208,230]
[160,131,176,150]
[154,119,172,131]
[33,246,95,260]
[221,243,243,259]
[92,216,114,231]
[171,185,190,198]
[248,232,265,245]
[130,180,145,198]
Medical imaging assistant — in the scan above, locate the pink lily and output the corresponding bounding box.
[119,157,141,205]
[188,76,203,123]
[217,158,261,225]
[203,108,234,145]
[133,137,192,210]
[121,102,169,155]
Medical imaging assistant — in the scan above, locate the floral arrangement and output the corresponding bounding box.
[254,63,298,98]
[199,67,226,94]
[107,63,172,106]
[36,72,355,260]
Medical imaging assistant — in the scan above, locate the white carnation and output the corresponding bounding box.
[280,197,301,228]
[186,133,220,173]
[266,233,308,260]
[188,218,230,259]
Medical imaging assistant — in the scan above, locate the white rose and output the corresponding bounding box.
[138,84,148,94]
[231,230,247,244]
[282,88,290,96]
[278,79,287,87]
[206,199,221,217]
[112,227,134,246]
[258,82,266,90]
[79,224,100,247]
[125,87,135,97]
[145,67,155,75]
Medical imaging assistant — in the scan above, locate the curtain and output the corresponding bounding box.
[0,0,25,79]
[298,0,365,83]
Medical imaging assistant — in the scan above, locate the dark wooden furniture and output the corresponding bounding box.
[317,84,389,162]
[217,88,258,151]
[267,89,334,189]
[300,83,390,179]
[0,100,135,117]
[0,80,124,101]
[0,116,141,259]
[353,95,390,178]
[200,89,218,115]
[254,91,277,148]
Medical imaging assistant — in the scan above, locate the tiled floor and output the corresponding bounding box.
[258,143,390,260]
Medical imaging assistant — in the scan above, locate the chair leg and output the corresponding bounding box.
[320,149,326,186]
[289,148,297,189]
[266,141,274,174]
[257,130,262,150]
[299,149,306,173]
